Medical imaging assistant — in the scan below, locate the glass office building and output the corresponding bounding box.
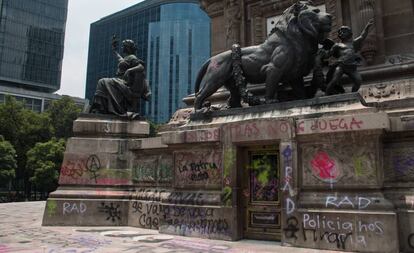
[0,0,68,92]
[85,0,210,123]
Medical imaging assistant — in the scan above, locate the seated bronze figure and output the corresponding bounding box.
[89,37,151,118]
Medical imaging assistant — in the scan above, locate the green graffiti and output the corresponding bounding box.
[353,156,365,177]
[250,156,273,185]
[223,149,236,206]
[47,200,57,217]
[158,163,173,181]
[222,186,232,206]
[223,149,236,177]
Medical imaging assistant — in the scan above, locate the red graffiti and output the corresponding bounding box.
[60,160,87,179]
[297,117,364,134]
[311,152,340,181]
[185,128,220,143]
[228,121,291,140]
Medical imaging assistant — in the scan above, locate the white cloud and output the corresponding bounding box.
[57,0,142,98]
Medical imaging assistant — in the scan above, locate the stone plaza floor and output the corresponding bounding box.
[0,201,349,253]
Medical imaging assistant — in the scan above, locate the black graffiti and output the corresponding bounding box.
[408,233,414,249]
[98,202,121,222]
[167,192,204,205]
[190,172,209,181]
[166,218,229,235]
[284,217,299,239]
[164,206,214,218]
[179,162,218,172]
[86,155,101,183]
[132,202,162,229]
[302,226,352,250]
[130,188,166,202]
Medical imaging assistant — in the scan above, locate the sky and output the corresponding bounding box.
[57,0,143,99]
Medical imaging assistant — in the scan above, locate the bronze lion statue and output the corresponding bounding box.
[194,1,332,110]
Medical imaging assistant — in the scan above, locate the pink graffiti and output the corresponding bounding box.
[185,128,220,143]
[210,60,220,70]
[311,152,340,181]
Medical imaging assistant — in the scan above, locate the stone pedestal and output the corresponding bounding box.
[44,78,414,252]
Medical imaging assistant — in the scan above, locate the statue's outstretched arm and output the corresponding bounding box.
[354,19,374,51]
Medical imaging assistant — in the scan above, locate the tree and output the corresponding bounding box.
[0,96,53,197]
[46,96,81,139]
[27,138,65,194]
[0,136,17,190]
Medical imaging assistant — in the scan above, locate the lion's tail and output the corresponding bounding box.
[194,59,211,94]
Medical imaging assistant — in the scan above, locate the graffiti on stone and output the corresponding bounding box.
[98,203,121,223]
[297,116,364,134]
[59,154,131,185]
[185,128,220,143]
[63,202,87,215]
[224,120,292,142]
[161,206,230,236]
[131,201,161,230]
[284,212,391,251]
[310,151,340,183]
[302,141,377,187]
[175,150,222,188]
[325,195,375,210]
[46,200,57,217]
[131,188,166,202]
[133,154,173,184]
[384,147,414,182]
[284,217,300,239]
[281,145,296,217]
[167,192,205,206]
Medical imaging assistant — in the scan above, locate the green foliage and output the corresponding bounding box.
[0,136,17,186]
[27,138,65,192]
[0,96,53,181]
[148,120,159,137]
[46,96,81,139]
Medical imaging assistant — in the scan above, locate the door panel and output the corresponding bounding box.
[241,147,281,240]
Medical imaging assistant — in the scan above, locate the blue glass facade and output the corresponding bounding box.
[146,3,210,123]
[0,0,68,92]
[85,0,210,123]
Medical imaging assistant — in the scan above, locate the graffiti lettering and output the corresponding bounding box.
[132,202,161,229]
[303,214,384,235]
[297,117,364,134]
[185,128,220,143]
[131,188,166,202]
[167,192,204,206]
[325,196,372,209]
[302,227,352,250]
[63,202,87,215]
[175,150,222,186]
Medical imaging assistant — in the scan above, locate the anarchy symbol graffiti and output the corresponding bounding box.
[86,155,101,183]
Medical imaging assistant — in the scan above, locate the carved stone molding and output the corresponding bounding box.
[225,0,242,48]
[368,83,396,99]
[358,0,377,65]
[200,0,224,16]
[249,4,264,44]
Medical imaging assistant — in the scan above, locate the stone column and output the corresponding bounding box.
[225,0,242,49]
[249,4,264,45]
[357,0,377,65]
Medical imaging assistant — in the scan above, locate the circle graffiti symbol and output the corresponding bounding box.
[310,151,340,183]
[86,155,101,173]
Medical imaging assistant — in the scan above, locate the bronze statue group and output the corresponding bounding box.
[89,1,374,117]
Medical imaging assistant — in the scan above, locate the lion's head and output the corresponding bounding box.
[273,1,332,43]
